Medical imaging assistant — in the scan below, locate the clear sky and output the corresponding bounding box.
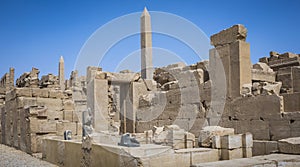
[0,0,299,79]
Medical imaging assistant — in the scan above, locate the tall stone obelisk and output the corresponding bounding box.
[59,56,65,90]
[141,7,153,80]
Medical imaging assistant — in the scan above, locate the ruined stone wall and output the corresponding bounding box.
[0,67,83,154]
[134,24,300,142]
[0,87,82,154]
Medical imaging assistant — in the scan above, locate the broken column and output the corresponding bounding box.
[140,7,153,80]
[210,25,252,98]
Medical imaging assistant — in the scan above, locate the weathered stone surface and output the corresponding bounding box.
[242,147,252,158]
[278,137,300,154]
[253,140,278,156]
[221,148,243,160]
[16,68,39,88]
[242,132,253,148]
[261,82,282,95]
[211,24,247,47]
[192,154,300,167]
[199,126,234,147]
[39,74,59,88]
[56,121,77,136]
[282,92,300,112]
[31,88,49,98]
[220,134,242,149]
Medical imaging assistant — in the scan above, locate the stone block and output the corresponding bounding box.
[221,134,242,149]
[221,148,243,160]
[49,90,64,99]
[265,141,278,154]
[16,97,37,109]
[210,24,247,47]
[31,88,49,98]
[16,88,32,97]
[191,148,219,164]
[63,110,73,122]
[56,121,77,136]
[47,110,63,120]
[5,89,16,101]
[242,147,252,158]
[251,69,276,82]
[199,126,234,147]
[278,137,300,154]
[212,135,221,149]
[63,100,75,110]
[292,66,300,93]
[242,132,253,148]
[36,98,63,111]
[29,118,57,133]
[283,93,300,112]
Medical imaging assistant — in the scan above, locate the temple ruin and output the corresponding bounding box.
[0,9,300,167]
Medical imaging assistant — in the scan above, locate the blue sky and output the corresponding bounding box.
[0,0,299,79]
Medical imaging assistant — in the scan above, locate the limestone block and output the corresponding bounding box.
[63,100,75,110]
[73,111,80,122]
[292,66,300,93]
[47,110,63,121]
[36,98,63,111]
[242,132,253,148]
[210,24,247,47]
[221,134,242,149]
[49,90,64,99]
[191,148,219,164]
[199,126,234,147]
[251,69,276,83]
[16,97,37,109]
[278,137,300,154]
[283,93,300,112]
[5,89,16,101]
[31,88,49,98]
[265,141,278,154]
[221,148,243,160]
[253,140,278,156]
[63,110,73,122]
[25,106,47,118]
[242,147,252,158]
[56,121,77,136]
[262,82,282,95]
[16,88,32,97]
[280,52,299,59]
[212,135,221,149]
[174,151,191,167]
[252,62,273,72]
[29,118,57,133]
[76,122,82,136]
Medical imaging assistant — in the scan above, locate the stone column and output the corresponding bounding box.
[210,24,252,98]
[141,7,153,80]
[9,67,14,89]
[59,56,65,90]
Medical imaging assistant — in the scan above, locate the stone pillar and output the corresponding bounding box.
[59,56,65,90]
[141,7,153,80]
[210,25,252,98]
[9,67,14,89]
[119,82,135,134]
[292,66,300,93]
[87,78,109,132]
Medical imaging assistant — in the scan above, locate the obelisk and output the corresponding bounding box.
[141,7,153,79]
[59,56,65,90]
